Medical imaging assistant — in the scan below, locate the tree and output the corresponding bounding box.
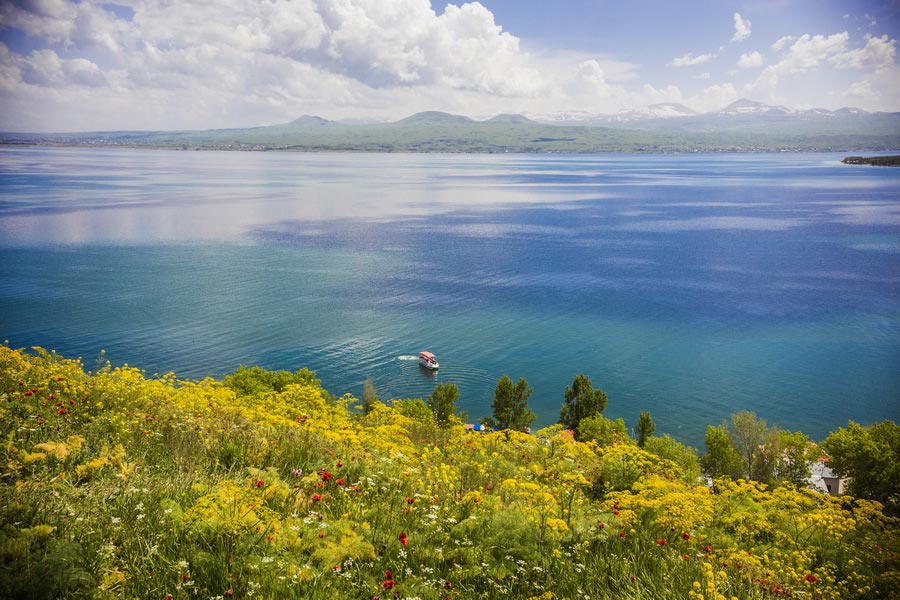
[636,411,656,447]
[769,429,817,488]
[577,414,630,446]
[427,381,459,427]
[362,377,378,415]
[824,420,900,507]
[485,375,536,432]
[701,424,741,479]
[559,373,608,438]
[730,411,770,482]
[645,435,702,483]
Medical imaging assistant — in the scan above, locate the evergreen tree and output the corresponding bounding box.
[637,411,656,447]
[427,381,459,427]
[559,373,608,438]
[485,375,536,432]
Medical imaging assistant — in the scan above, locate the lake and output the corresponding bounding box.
[1,147,898,446]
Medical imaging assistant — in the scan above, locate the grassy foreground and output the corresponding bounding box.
[1,345,897,599]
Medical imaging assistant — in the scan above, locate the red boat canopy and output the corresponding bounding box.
[419,351,436,360]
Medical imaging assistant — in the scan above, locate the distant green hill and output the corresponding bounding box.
[3,110,899,152]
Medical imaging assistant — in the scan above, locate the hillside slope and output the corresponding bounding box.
[1,345,897,599]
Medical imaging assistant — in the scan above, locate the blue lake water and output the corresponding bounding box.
[1,147,898,446]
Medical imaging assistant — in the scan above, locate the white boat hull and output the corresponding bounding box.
[419,358,439,370]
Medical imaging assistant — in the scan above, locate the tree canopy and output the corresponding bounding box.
[485,375,536,432]
[427,381,460,427]
[559,373,608,438]
[824,420,900,508]
[637,411,655,447]
[701,424,741,480]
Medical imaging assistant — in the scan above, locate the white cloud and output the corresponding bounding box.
[689,82,738,112]
[829,34,896,69]
[771,36,793,52]
[732,13,751,43]
[0,0,557,130]
[843,79,874,99]
[737,51,763,69]
[0,1,898,130]
[669,52,713,67]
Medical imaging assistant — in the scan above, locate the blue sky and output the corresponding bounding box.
[0,0,897,131]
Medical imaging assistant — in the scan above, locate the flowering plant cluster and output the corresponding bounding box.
[0,345,896,599]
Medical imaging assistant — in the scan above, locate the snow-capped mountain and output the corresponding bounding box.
[715,99,791,116]
[525,99,888,134]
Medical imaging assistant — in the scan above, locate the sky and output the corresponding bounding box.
[0,0,898,131]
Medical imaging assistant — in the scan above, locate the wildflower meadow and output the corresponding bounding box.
[1,345,897,599]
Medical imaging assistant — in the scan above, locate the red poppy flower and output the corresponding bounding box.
[398,532,408,546]
[384,570,393,580]
[318,531,325,538]
[23,391,32,397]
[312,493,323,501]
[382,579,395,589]
[618,531,625,538]
[657,539,667,546]
[682,533,690,541]
[224,590,233,597]
[255,479,264,488]
[406,497,415,505]
[682,554,690,561]
[704,544,713,553]
[321,471,333,482]
[336,478,345,485]
[597,523,605,529]
[805,575,817,583]
[57,408,67,414]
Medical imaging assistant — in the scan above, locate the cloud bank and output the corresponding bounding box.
[0,1,896,131]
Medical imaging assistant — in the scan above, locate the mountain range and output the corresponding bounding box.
[2,99,898,153]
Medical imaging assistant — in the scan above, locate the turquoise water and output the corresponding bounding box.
[1,147,898,446]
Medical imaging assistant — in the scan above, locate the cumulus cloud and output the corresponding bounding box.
[0,0,559,130]
[1,1,899,130]
[690,82,738,112]
[843,79,874,99]
[745,30,899,107]
[829,34,896,69]
[737,51,763,69]
[732,13,751,43]
[745,33,849,99]
[669,52,713,67]
[771,36,793,52]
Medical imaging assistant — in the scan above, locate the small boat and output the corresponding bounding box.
[418,351,439,370]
